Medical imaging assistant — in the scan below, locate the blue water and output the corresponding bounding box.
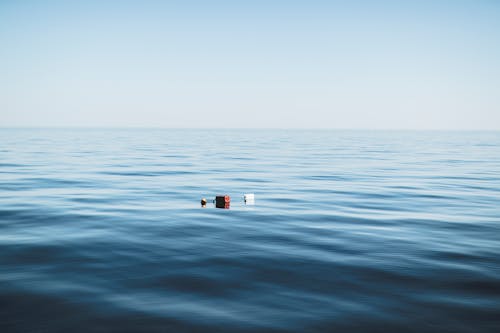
[1,129,500,332]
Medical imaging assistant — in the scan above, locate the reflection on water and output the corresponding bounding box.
[1,129,500,332]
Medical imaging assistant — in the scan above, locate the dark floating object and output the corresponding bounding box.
[215,195,230,209]
[201,198,207,208]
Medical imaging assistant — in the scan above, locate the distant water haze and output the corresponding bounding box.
[1,1,500,129]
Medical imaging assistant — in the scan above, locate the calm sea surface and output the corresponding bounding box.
[1,129,500,332]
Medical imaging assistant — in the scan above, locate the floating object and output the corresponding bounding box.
[201,198,207,207]
[244,193,255,205]
[215,195,230,209]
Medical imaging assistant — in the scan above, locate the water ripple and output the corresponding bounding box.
[1,129,500,332]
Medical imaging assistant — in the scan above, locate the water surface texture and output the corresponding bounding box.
[1,129,500,332]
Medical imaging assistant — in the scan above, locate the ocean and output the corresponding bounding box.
[1,129,499,332]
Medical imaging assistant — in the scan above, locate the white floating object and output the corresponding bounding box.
[244,193,255,205]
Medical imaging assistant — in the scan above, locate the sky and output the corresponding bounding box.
[0,0,499,129]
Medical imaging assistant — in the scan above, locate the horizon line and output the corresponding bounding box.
[1,126,499,132]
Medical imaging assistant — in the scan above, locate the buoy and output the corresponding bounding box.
[201,198,207,207]
[244,193,255,205]
[215,195,230,209]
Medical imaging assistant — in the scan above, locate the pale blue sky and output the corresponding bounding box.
[1,0,499,129]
